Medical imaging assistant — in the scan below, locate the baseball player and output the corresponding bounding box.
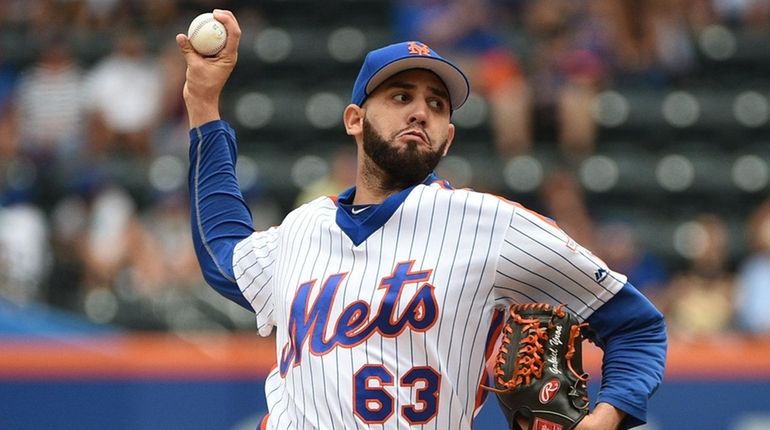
[176,10,666,430]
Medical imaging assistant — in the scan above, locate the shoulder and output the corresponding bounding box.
[422,183,565,233]
[283,195,338,224]
[426,181,516,206]
[414,183,519,219]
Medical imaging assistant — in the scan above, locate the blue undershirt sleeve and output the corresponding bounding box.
[188,120,256,311]
[584,283,667,429]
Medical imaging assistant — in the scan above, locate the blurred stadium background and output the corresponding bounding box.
[1,0,769,429]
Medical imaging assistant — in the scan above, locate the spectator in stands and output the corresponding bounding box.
[14,33,87,169]
[16,32,85,157]
[538,169,597,249]
[0,202,49,305]
[0,54,16,118]
[523,0,608,157]
[47,191,88,311]
[524,0,695,156]
[294,145,358,207]
[151,39,193,158]
[0,78,50,308]
[79,184,139,291]
[393,0,533,157]
[589,0,695,87]
[663,214,735,337]
[710,0,770,31]
[736,198,770,336]
[596,221,670,308]
[84,28,164,158]
[73,182,172,325]
[138,191,201,293]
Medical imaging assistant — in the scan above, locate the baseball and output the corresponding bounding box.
[187,12,227,56]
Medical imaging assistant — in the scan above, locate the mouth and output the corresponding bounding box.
[398,129,429,145]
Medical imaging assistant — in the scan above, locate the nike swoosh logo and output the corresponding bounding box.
[351,206,371,215]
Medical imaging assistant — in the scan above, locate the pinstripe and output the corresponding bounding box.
[459,196,500,415]
[506,222,599,288]
[405,186,425,429]
[420,187,439,430]
[361,230,374,430]
[240,259,275,293]
[444,193,481,427]
[514,211,623,291]
[493,288,536,304]
[257,309,274,333]
[246,275,274,310]
[500,242,597,311]
[299,216,329,429]
[335,226,358,430]
[435,191,468,430]
[234,236,278,266]
[233,248,255,266]
[364,221,385,381]
[506,235,602,296]
[281,204,320,429]
[391,207,405,424]
[494,259,582,314]
[319,222,337,430]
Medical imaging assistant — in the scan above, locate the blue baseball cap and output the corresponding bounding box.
[351,41,470,111]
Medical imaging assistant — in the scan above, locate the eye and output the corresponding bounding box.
[393,93,410,103]
[428,98,447,111]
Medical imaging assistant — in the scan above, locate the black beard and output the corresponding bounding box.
[362,118,447,191]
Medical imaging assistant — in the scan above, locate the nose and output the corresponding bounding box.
[407,101,428,126]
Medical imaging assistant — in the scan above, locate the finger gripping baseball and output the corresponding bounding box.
[487,304,590,430]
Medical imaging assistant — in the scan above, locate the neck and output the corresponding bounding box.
[353,159,400,205]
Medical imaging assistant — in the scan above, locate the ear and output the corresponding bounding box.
[343,104,364,137]
[442,123,456,156]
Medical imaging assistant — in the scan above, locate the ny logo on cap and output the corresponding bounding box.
[407,41,431,56]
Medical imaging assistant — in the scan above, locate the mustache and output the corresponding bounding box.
[392,124,431,145]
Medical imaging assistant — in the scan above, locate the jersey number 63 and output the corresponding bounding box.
[354,364,441,425]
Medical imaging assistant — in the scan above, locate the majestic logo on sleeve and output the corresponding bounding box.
[279,261,439,376]
[594,268,608,283]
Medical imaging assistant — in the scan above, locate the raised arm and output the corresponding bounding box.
[177,10,256,310]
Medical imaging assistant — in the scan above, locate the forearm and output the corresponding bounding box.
[585,284,667,429]
[188,120,255,310]
[178,10,255,308]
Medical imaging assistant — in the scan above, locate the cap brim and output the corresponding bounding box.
[365,56,470,111]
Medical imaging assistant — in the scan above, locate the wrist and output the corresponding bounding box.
[591,402,625,428]
[186,104,221,129]
[184,90,221,128]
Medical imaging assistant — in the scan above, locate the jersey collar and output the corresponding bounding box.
[335,173,444,246]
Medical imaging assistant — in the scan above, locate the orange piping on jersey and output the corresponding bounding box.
[487,194,561,231]
[474,309,505,413]
[487,194,619,268]
[260,414,269,430]
[484,310,504,363]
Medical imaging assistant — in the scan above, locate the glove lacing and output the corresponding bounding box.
[489,303,553,392]
[566,321,590,410]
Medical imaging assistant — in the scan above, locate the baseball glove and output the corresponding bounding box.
[488,303,590,430]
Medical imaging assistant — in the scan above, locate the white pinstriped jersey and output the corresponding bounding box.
[232,182,626,430]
